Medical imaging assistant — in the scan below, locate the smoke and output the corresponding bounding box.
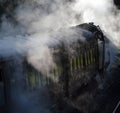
[0,0,119,77]
[0,0,119,86]
[72,0,120,46]
[0,0,88,73]
[0,0,120,113]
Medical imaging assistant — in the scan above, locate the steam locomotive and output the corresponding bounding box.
[0,23,110,113]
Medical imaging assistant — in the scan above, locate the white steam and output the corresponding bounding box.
[72,0,120,46]
[0,0,120,72]
[0,1,120,112]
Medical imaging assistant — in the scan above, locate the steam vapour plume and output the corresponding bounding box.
[0,0,120,72]
[72,0,120,46]
[0,0,120,113]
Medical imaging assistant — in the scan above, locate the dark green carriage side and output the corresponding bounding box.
[47,23,105,98]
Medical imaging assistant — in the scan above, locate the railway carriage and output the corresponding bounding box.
[24,23,107,97]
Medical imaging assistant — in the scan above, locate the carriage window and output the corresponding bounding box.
[0,71,5,106]
[26,69,50,90]
[29,72,36,90]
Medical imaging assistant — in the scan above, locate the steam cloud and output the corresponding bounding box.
[72,0,120,45]
[0,0,120,113]
[0,0,120,72]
